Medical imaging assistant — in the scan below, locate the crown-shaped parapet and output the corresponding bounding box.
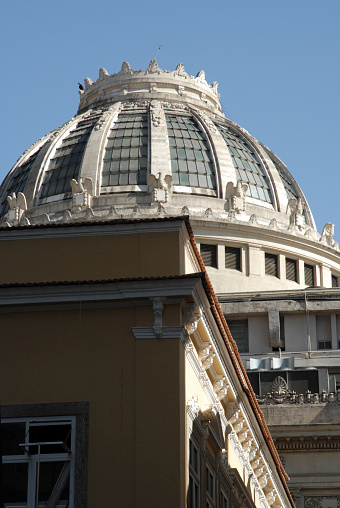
[78,60,223,115]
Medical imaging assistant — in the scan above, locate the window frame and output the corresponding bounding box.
[2,415,76,508]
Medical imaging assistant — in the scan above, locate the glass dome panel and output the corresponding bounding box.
[166,115,216,190]
[101,114,148,188]
[216,124,273,204]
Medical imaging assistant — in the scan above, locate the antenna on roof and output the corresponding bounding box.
[154,44,163,60]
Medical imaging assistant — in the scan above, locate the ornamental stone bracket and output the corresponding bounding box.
[148,172,172,204]
[151,296,165,337]
[70,177,93,211]
[4,192,27,226]
[226,181,248,213]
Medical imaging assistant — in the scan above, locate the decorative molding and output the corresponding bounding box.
[275,436,340,452]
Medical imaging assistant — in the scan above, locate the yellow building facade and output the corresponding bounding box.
[0,218,293,507]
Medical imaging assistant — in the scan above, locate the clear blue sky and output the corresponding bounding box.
[1,0,339,237]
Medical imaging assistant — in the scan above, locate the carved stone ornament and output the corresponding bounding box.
[70,177,93,211]
[149,82,157,93]
[186,394,199,418]
[148,172,172,203]
[183,304,201,337]
[5,192,27,225]
[94,105,116,131]
[119,61,133,75]
[174,63,188,78]
[288,198,305,231]
[320,222,336,247]
[226,181,248,213]
[150,297,165,338]
[146,59,160,75]
[150,100,163,127]
[198,344,215,371]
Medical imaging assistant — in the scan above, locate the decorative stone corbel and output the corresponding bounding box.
[148,172,172,203]
[70,177,93,211]
[264,487,276,506]
[198,344,215,370]
[254,465,265,478]
[226,181,248,213]
[287,198,305,231]
[183,304,201,338]
[213,376,229,401]
[150,297,165,338]
[232,416,245,433]
[5,192,27,225]
[237,429,249,443]
[257,472,269,489]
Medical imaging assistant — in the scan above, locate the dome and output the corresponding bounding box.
[0,60,313,228]
[2,60,339,294]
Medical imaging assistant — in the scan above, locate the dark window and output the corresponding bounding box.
[2,417,75,507]
[102,114,148,187]
[40,112,102,199]
[225,246,241,271]
[286,258,297,282]
[0,144,46,217]
[332,275,338,288]
[304,264,314,287]
[265,253,278,277]
[262,147,301,203]
[317,341,332,350]
[227,319,249,353]
[205,464,215,507]
[200,244,217,268]
[188,438,200,508]
[166,115,216,190]
[220,490,229,508]
[216,123,272,203]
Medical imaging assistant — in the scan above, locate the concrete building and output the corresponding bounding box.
[1,59,339,507]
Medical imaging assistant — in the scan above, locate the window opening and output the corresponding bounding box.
[205,463,215,508]
[262,147,301,202]
[225,246,241,271]
[265,253,278,278]
[200,244,217,268]
[40,113,101,199]
[102,114,148,187]
[227,320,249,353]
[332,275,338,288]
[0,144,46,217]
[166,115,216,190]
[220,490,229,508]
[188,438,200,508]
[286,258,297,282]
[2,417,75,508]
[216,124,272,203]
[304,264,314,287]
